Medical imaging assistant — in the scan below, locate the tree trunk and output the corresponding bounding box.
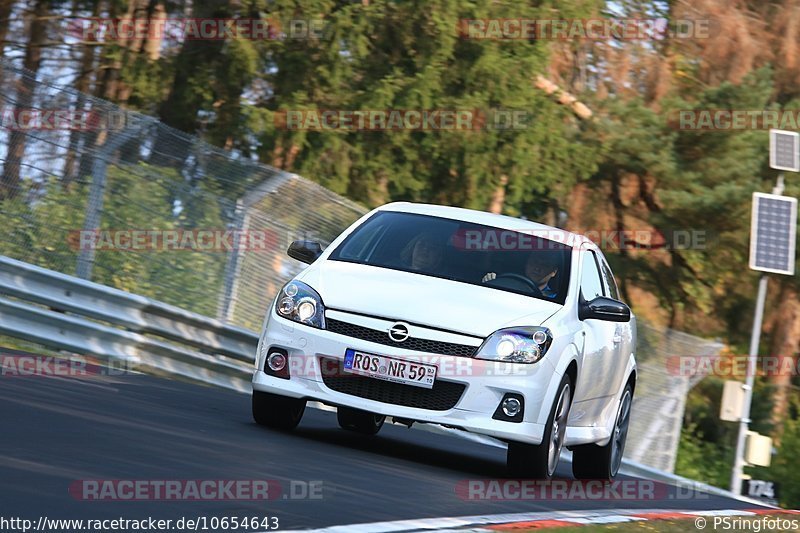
[0,0,14,49]
[487,175,508,214]
[769,281,800,441]
[63,0,100,189]
[150,0,229,167]
[1,0,48,200]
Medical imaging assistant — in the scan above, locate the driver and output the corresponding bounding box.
[481,251,560,298]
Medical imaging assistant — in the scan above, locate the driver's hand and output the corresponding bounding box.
[482,272,496,282]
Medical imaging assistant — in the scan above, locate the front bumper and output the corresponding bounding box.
[252,309,562,445]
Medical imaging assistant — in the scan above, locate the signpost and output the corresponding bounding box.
[730,129,799,495]
[742,479,780,506]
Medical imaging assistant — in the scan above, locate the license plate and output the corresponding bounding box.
[343,349,436,389]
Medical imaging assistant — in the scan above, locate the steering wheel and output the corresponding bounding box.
[491,273,543,296]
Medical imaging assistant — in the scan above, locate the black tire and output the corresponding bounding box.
[252,390,306,430]
[337,406,386,435]
[572,382,633,480]
[507,373,573,479]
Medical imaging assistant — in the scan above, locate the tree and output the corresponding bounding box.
[257,0,602,211]
[1,0,49,200]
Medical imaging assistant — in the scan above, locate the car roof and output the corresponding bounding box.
[376,202,593,249]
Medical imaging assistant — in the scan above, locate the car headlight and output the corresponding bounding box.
[275,281,326,329]
[475,326,553,364]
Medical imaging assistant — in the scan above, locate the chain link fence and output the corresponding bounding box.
[0,58,723,473]
[627,323,724,473]
[0,58,364,323]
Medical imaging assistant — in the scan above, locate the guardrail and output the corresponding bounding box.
[0,254,729,483]
[0,255,258,391]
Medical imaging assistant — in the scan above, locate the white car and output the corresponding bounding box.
[252,202,636,479]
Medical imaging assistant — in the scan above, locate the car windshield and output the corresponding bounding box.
[328,211,572,304]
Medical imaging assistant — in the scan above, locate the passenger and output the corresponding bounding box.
[402,233,445,271]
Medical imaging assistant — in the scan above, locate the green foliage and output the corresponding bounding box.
[88,164,228,315]
[257,0,602,209]
[0,165,228,317]
[676,377,779,492]
[675,422,735,489]
[768,415,800,508]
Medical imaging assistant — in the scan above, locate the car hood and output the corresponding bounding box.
[298,260,561,338]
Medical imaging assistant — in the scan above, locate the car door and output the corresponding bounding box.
[597,252,632,396]
[572,245,619,425]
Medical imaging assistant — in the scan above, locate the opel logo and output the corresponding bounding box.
[388,322,410,343]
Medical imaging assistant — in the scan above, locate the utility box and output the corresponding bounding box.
[745,431,773,467]
[720,380,745,422]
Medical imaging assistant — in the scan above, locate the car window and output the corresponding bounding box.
[599,257,620,301]
[335,216,388,261]
[580,249,605,301]
[328,211,573,305]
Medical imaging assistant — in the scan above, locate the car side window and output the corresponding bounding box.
[580,250,605,302]
[599,257,620,301]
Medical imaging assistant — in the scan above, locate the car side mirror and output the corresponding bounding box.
[287,240,323,264]
[579,296,631,322]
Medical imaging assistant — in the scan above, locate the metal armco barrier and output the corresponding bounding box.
[0,255,257,392]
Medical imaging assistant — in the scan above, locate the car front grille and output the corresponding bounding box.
[325,318,479,357]
[319,357,466,411]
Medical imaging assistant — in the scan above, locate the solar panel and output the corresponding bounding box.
[769,129,800,172]
[750,193,797,275]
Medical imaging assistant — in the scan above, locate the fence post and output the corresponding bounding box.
[75,119,150,279]
[217,199,249,323]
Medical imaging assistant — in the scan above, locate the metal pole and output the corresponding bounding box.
[730,174,785,495]
[76,117,150,279]
[730,274,768,494]
[217,199,248,323]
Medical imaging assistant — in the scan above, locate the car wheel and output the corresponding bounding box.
[337,406,386,435]
[507,373,572,479]
[252,391,306,430]
[572,383,633,480]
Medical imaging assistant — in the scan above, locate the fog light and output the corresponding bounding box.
[267,352,287,372]
[493,393,524,422]
[502,397,522,417]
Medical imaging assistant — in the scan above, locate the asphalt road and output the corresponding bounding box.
[0,371,765,530]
